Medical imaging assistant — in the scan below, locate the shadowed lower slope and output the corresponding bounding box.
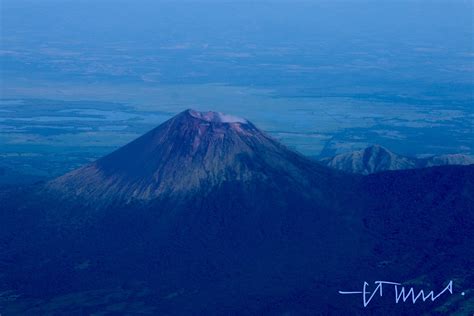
[0,110,473,315]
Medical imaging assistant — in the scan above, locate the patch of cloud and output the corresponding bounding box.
[216,112,247,123]
[189,110,248,124]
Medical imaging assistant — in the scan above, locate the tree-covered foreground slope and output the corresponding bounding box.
[0,110,473,315]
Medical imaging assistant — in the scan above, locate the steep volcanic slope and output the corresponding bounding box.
[47,109,338,205]
[2,110,365,314]
[0,110,472,315]
[320,145,474,174]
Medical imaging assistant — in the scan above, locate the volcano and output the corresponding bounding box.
[47,109,340,205]
[0,110,473,315]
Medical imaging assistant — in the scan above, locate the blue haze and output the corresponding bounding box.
[0,0,473,178]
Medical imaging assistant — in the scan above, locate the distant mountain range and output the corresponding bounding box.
[0,110,473,315]
[320,145,474,175]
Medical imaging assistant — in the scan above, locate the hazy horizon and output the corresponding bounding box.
[1,0,473,178]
